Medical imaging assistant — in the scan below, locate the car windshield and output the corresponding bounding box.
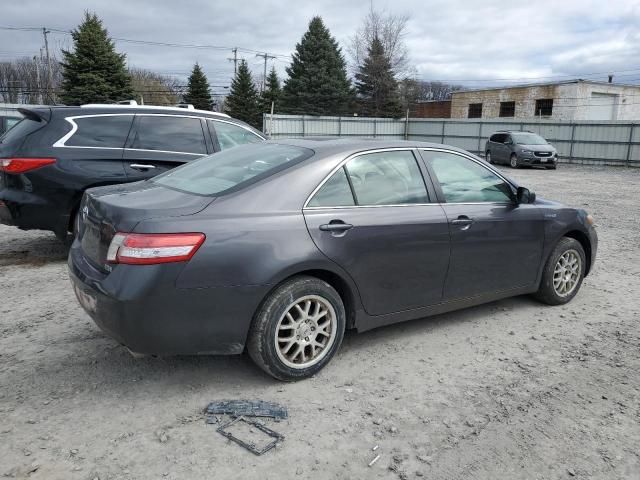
[152,143,313,196]
[511,133,548,145]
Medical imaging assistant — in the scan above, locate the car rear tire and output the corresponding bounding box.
[486,151,493,164]
[533,237,586,306]
[247,276,346,381]
[547,165,557,170]
[510,154,519,168]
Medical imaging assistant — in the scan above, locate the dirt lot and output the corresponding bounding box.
[0,164,638,480]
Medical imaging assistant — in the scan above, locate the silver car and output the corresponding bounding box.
[485,131,557,169]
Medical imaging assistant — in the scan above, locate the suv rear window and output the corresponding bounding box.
[153,143,312,196]
[130,116,207,154]
[0,118,43,144]
[66,115,133,148]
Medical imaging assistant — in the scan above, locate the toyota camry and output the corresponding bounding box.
[68,139,597,381]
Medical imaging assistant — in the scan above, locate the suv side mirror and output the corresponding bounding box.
[504,139,513,145]
[516,186,536,204]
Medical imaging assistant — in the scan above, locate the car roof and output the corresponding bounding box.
[266,137,479,159]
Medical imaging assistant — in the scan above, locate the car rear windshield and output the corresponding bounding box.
[0,117,43,144]
[152,143,313,196]
[511,133,548,145]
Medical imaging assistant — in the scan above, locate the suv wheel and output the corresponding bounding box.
[247,276,346,381]
[534,237,586,305]
[510,154,519,168]
[486,151,493,164]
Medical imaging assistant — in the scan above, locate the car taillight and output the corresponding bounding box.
[106,232,205,265]
[0,158,56,174]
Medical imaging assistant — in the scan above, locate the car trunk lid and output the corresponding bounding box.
[79,181,214,270]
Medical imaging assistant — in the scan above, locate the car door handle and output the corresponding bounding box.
[451,216,474,229]
[129,164,156,170]
[319,221,353,232]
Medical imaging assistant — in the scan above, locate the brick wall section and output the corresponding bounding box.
[412,100,451,118]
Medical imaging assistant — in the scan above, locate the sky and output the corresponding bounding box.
[1,0,640,93]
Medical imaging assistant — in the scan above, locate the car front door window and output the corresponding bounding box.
[428,152,513,203]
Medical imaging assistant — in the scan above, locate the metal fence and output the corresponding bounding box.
[264,114,640,167]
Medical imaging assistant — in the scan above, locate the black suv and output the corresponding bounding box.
[0,104,265,240]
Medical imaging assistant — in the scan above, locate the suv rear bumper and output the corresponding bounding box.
[0,188,70,236]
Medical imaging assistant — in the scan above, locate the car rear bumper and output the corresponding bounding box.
[67,242,268,355]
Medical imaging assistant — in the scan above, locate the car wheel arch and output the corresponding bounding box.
[563,230,592,275]
[257,267,362,331]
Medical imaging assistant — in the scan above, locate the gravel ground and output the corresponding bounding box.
[0,164,639,480]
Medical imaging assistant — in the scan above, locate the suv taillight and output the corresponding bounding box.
[0,158,56,174]
[106,232,205,265]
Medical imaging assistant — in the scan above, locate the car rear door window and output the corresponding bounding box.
[344,150,429,206]
[426,151,513,203]
[307,167,355,207]
[210,120,264,151]
[130,116,206,154]
[65,115,133,148]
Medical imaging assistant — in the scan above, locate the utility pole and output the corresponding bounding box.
[255,52,276,92]
[42,27,53,103]
[227,48,238,76]
[33,56,43,104]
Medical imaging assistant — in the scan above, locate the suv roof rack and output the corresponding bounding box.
[79,103,230,118]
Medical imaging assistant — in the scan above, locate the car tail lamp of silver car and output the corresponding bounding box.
[106,232,205,265]
[0,157,56,174]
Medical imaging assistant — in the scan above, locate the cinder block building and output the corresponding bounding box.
[450,79,640,121]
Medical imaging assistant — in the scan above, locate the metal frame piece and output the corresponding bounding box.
[216,416,284,456]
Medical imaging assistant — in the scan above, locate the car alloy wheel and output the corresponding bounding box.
[274,295,337,369]
[552,249,582,297]
[510,154,519,168]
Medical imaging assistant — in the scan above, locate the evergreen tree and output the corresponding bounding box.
[281,17,354,116]
[183,63,213,110]
[259,67,281,114]
[60,12,133,105]
[224,60,260,128]
[355,36,404,118]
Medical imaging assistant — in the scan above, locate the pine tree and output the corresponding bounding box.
[355,36,404,118]
[281,17,354,116]
[224,60,261,128]
[183,63,213,110]
[60,12,133,105]
[259,67,281,114]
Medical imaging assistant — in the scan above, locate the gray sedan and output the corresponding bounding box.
[68,139,597,381]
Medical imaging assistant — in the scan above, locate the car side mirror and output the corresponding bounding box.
[504,139,513,145]
[516,186,536,204]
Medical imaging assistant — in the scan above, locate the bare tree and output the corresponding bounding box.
[349,6,411,78]
[398,78,465,111]
[0,56,62,104]
[129,68,181,106]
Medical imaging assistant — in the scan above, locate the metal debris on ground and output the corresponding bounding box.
[368,454,381,467]
[205,400,288,420]
[216,416,284,456]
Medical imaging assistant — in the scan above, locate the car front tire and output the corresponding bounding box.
[510,154,519,168]
[534,237,586,306]
[247,276,346,381]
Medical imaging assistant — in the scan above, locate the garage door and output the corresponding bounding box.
[586,93,617,120]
